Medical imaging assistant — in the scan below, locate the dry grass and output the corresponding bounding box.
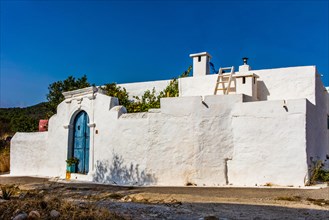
[0,198,124,219]
[0,149,10,173]
[0,186,126,220]
[107,193,125,200]
[82,191,125,201]
[306,198,329,206]
[276,196,301,202]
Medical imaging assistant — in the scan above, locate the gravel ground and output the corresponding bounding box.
[1,176,328,219]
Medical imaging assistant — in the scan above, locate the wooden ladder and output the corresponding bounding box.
[214,66,235,95]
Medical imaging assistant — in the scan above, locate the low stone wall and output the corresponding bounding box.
[10,132,49,176]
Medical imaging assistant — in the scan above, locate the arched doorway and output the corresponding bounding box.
[72,111,90,174]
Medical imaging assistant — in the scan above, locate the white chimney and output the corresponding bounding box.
[189,52,212,77]
[239,57,251,72]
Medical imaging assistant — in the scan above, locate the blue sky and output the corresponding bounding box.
[1,0,328,108]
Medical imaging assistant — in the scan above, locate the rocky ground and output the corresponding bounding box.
[0,176,329,219]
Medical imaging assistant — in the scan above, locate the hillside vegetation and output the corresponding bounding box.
[0,103,49,138]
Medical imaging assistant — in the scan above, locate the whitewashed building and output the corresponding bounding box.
[10,52,329,187]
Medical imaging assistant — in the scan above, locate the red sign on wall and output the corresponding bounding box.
[39,120,49,132]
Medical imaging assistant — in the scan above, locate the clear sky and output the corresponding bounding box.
[1,0,328,108]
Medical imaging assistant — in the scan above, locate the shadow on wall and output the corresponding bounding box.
[257,80,270,101]
[93,153,157,186]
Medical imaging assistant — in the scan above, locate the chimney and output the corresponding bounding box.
[239,57,251,72]
[189,52,212,77]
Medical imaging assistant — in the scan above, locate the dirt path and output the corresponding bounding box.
[1,176,329,219]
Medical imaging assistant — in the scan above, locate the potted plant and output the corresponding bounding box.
[66,157,79,173]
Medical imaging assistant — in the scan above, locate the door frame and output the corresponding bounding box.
[67,110,92,174]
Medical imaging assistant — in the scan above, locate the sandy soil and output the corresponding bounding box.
[1,176,329,219]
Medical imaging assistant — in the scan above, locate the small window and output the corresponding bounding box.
[198,56,201,62]
[242,77,246,84]
[327,115,329,129]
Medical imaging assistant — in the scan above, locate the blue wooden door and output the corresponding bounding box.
[73,111,90,174]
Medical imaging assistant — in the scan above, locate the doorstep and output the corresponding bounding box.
[69,173,92,182]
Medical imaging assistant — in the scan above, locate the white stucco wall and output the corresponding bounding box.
[306,74,329,172]
[93,110,151,185]
[179,66,316,104]
[179,74,219,97]
[10,132,49,176]
[118,79,171,99]
[255,66,316,104]
[150,95,242,186]
[93,95,244,186]
[9,63,328,187]
[46,101,73,177]
[228,99,309,186]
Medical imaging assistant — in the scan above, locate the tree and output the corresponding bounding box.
[102,83,131,108]
[46,75,91,117]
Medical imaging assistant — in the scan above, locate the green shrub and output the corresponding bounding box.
[66,157,80,166]
[317,169,329,182]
